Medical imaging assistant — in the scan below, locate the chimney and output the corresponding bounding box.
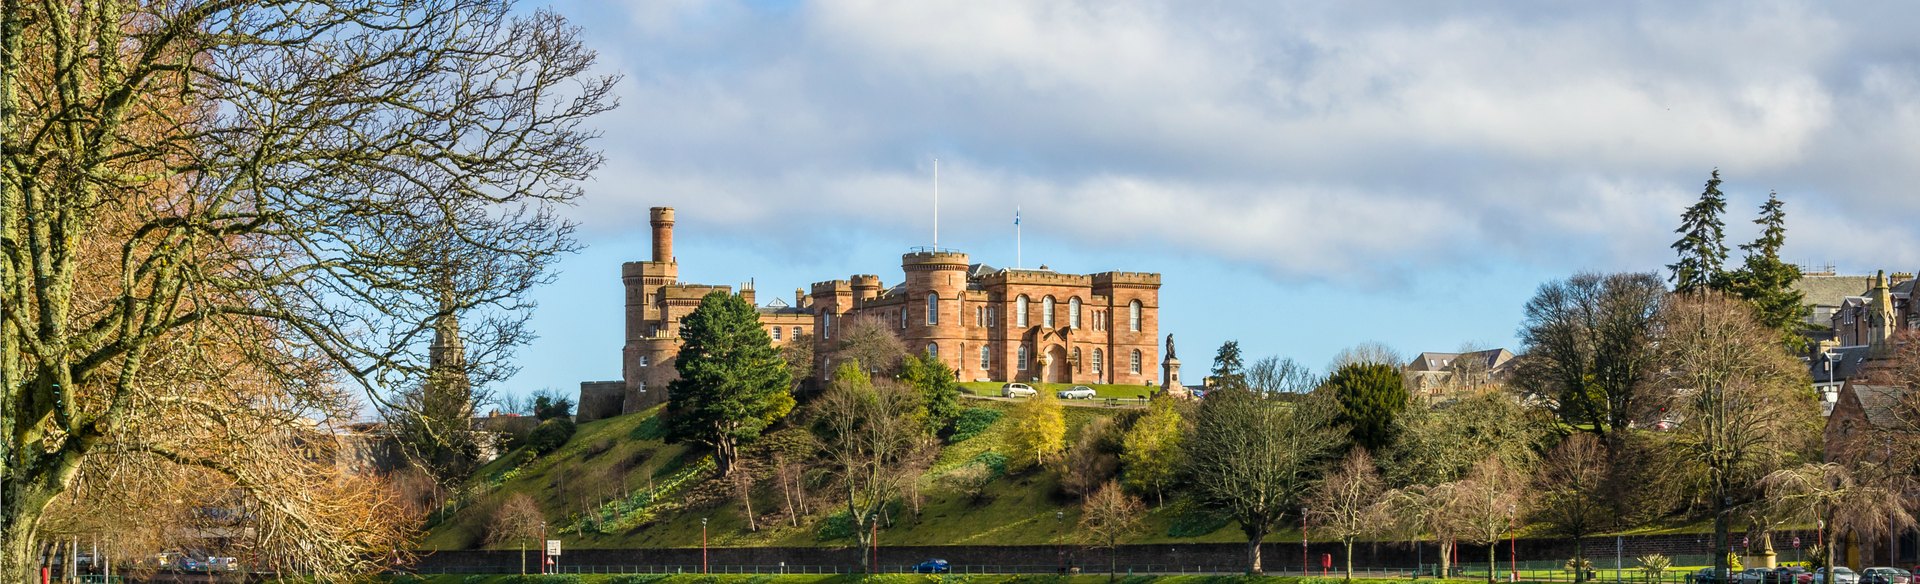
[795,288,806,309]
[649,207,675,263]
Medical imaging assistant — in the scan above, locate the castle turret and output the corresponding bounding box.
[650,207,675,263]
[903,250,970,369]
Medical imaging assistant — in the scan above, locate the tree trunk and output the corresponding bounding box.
[1345,538,1355,581]
[1441,539,1454,579]
[2,483,58,584]
[1576,536,1587,583]
[1246,532,1265,575]
[1490,540,1500,584]
[520,539,527,575]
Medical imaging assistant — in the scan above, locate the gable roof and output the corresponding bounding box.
[1839,382,1911,429]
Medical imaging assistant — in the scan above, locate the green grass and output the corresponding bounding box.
[958,382,1156,399]
[392,575,1508,584]
[420,399,1250,551]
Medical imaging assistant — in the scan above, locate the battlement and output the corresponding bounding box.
[902,250,970,268]
[1092,272,1161,287]
[811,280,853,295]
[851,274,882,287]
[981,269,1094,287]
[622,260,675,279]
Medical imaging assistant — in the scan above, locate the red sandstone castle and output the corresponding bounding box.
[578,207,1162,421]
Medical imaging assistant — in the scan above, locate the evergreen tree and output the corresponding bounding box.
[900,354,963,436]
[1725,192,1810,352]
[1211,340,1248,391]
[666,292,796,476]
[1326,362,1410,452]
[1669,170,1731,293]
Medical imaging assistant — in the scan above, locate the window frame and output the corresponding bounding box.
[1016,295,1030,327]
[926,292,940,325]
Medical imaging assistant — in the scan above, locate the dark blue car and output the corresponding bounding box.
[913,559,951,574]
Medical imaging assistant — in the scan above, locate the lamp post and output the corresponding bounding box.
[871,513,880,574]
[701,518,709,575]
[1508,503,1517,583]
[1056,510,1066,574]
[540,521,547,575]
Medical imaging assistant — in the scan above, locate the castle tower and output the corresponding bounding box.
[1869,270,1895,355]
[623,207,683,411]
[425,294,474,422]
[651,207,675,263]
[902,250,969,371]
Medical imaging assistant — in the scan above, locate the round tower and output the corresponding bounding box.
[649,207,675,263]
[902,250,970,369]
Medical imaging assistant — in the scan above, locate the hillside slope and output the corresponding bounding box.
[420,399,1263,551]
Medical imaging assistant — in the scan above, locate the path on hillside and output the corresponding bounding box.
[961,393,1147,409]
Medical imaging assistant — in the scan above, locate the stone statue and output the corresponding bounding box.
[1165,334,1176,360]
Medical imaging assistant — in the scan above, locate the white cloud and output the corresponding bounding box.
[560,0,1920,282]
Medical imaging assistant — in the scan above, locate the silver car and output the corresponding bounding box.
[1816,568,1860,584]
[1056,386,1096,399]
[1000,383,1036,398]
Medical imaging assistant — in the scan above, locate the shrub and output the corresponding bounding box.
[1637,554,1672,581]
[1164,498,1231,537]
[815,510,856,541]
[949,407,1003,443]
[610,576,669,584]
[525,417,576,454]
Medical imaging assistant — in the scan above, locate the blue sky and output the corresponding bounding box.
[493,1,1920,400]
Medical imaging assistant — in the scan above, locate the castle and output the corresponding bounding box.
[579,207,1163,422]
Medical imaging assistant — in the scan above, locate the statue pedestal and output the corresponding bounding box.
[1747,552,1777,569]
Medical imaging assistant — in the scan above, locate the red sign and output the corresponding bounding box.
[1322,553,1333,569]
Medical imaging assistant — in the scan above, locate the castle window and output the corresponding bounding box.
[1043,296,1056,327]
[1072,348,1082,372]
[639,355,650,367]
[1069,297,1082,328]
[900,307,907,329]
[772,326,782,341]
[793,326,803,339]
[927,342,939,358]
[980,345,991,370]
[1016,295,1030,327]
[1128,300,1142,332]
[1130,349,1142,374]
[1018,345,1030,371]
[823,314,832,339]
[1092,349,1103,375]
[927,292,940,325]
[988,305,997,327]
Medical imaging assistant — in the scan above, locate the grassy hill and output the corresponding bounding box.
[420,396,1279,551]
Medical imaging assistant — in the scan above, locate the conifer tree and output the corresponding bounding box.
[1670,170,1731,293]
[1326,362,1410,452]
[667,292,796,476]
[1211,340,1248,391]
[1726,193,1810,352]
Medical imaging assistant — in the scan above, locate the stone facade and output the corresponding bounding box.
[578,207,1162,422]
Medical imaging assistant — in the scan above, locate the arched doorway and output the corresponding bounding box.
[1047,345,1069,384]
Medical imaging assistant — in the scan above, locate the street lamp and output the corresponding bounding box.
[1056,511,1066,574]
[1508,503,1518,582]
[540,521,548,575]
[871,513,880,574]
[701,518,709,575]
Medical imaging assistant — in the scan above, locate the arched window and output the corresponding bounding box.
[927,342,939,358]
[926,292,939,325]
[1016,295,1030,327]
[1072,348,1082,372]
[900,307,907,329]
[1128,300,1142,331]
[1130,349,1142,374]
[638,354,650,367]
[1069,297,1082,328]
[1043,296,1056,327]
[979,345,991,370]
[1018,345,1030,371]
[771,326,782,341]
[1092,349,1104,375]
[823,314,832,339]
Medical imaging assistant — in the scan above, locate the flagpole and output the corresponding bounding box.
[1015,206,1022,269]
[925,159,933,247]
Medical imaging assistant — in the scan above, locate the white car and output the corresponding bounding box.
[1056,386,1096,399]
[1000,383,1036,398]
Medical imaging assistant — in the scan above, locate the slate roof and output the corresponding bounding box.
[1811,345,1874,384]
[1845,383,1911,429]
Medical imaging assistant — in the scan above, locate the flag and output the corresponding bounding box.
[1014,207,1021,226]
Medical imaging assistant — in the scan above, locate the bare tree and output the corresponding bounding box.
[1381,483,1463,578]
[1305,449,1388,581]
[1654,294,1820,574]
[1061,417,1122,498]
[1530,434,1614,582]
[1513,272,1666,442]
[731,455,759,532]
[1186,387,1340,573]
[0,0,613,578]
[809,362,932,572]
[831,316,909,376]
[1246,356,1319,394]
[488,493,545,575]
[1330,342,1405,370]
[1080,481,1146,581]
[1760,463,1915,571]
[1447,457,1527,584]
[941,463,996,504]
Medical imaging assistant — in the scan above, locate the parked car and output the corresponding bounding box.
[1816,567,1860,584]
[1739,569,1774,584]
[1000,383,1036,398]
[1768,566,1811,584]
[175,556,205,572]
[208,557,242,572]
[1057,386,1096,399]
[1863,568,1912,584]
[1693,568,1736,584]
[913,559,951,574]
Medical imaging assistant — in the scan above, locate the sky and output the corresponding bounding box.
[495,0,1920,400]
